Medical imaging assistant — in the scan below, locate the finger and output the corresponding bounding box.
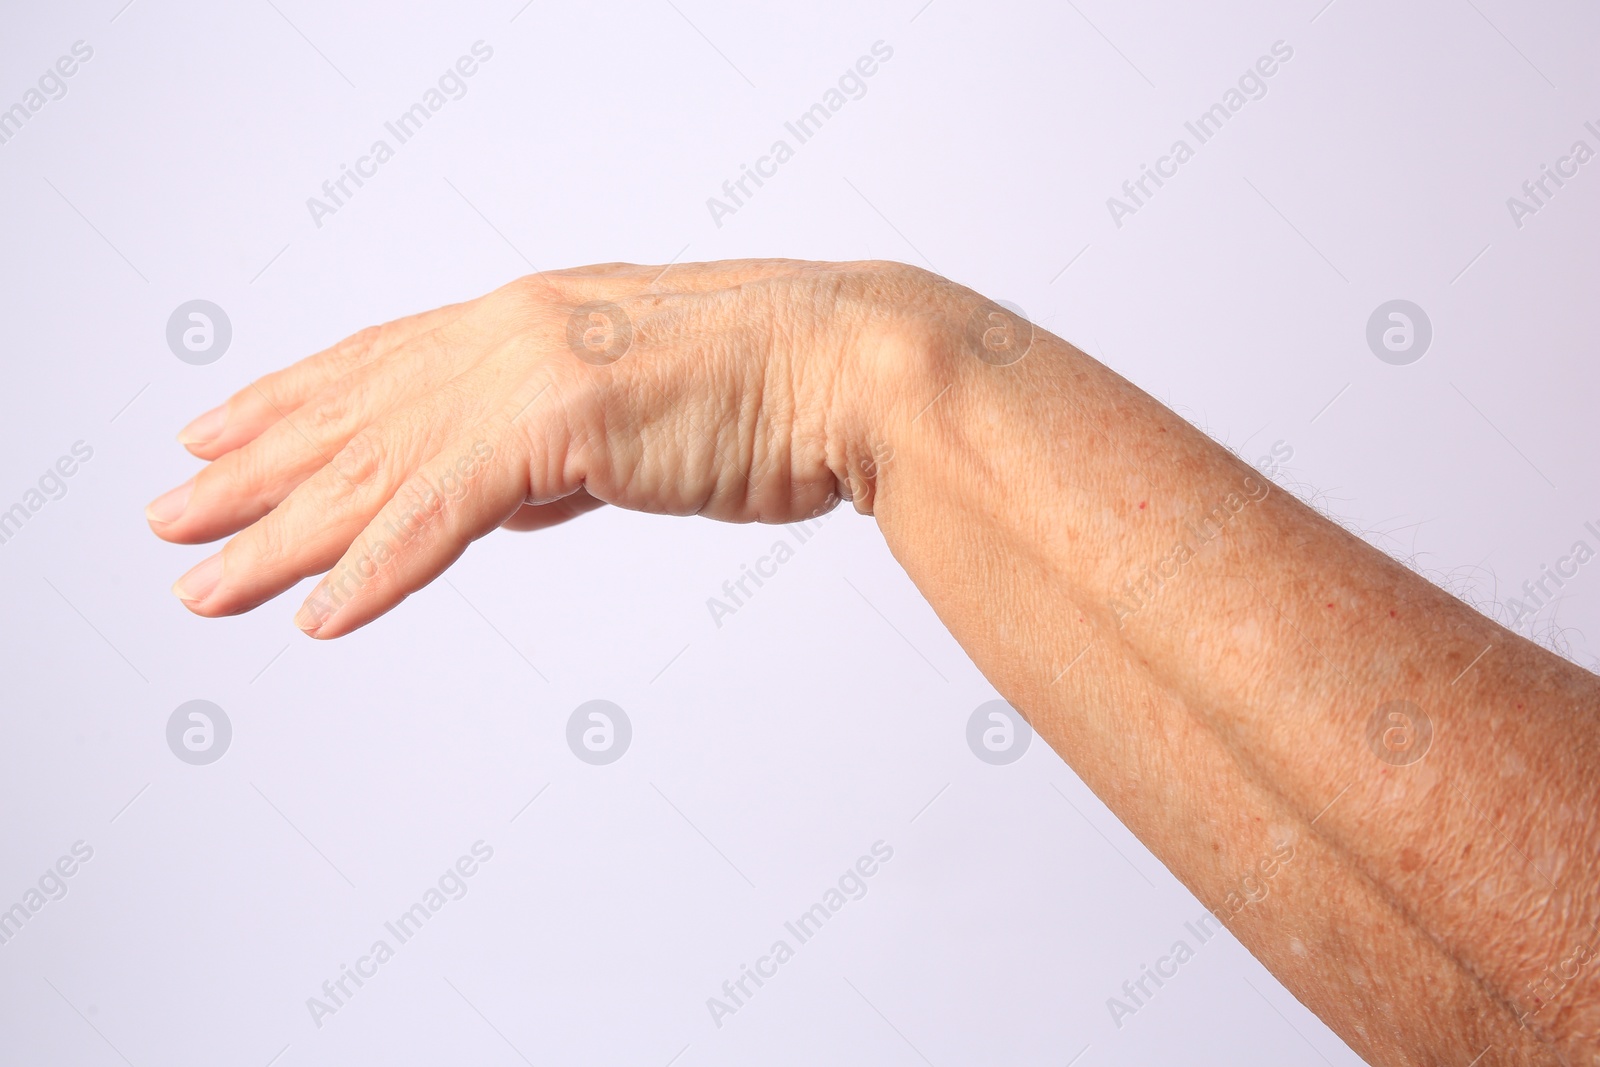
[293,429,548,638]
[178,300,471,460]
[500,489,606,532]
[149,323,481,545]
[171,377,489,616]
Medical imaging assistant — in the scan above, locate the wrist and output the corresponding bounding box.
[827,262,984,516]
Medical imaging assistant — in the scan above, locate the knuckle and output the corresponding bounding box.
[244,367,299,416]
[233,513,292,571]
[191,454,234,504]
[497,273,564,314]
[328,429,387,494]
[314,324,389,381]
[386,474,448,543]
[197,447,259,506]
[340,323,387,363]
[246,324,384,412]
[293,393,352,440]
[248,368,287,403]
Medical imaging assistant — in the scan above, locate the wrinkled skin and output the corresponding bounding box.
[147,259,1600,1065]
[147,259,924,637]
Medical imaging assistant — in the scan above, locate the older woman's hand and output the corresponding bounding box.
[145,259,931,638]
[144,254,1600,1065]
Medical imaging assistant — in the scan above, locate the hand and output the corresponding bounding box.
[145,259,928,637]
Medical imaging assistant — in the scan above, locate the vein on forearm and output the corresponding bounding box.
[871,328,1600,1062]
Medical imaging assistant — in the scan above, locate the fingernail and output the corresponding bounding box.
[146,479,195,525]
[178,403,228,448]
[173,552,224,605]
[294,592,329,637]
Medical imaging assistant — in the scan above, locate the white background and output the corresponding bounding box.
[2,0,1597,1064]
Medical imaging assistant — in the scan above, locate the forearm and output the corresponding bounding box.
[859,283,1600,1064]
[152,258,1597,1062]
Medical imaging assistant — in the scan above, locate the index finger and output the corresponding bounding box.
[179,300,471,460]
